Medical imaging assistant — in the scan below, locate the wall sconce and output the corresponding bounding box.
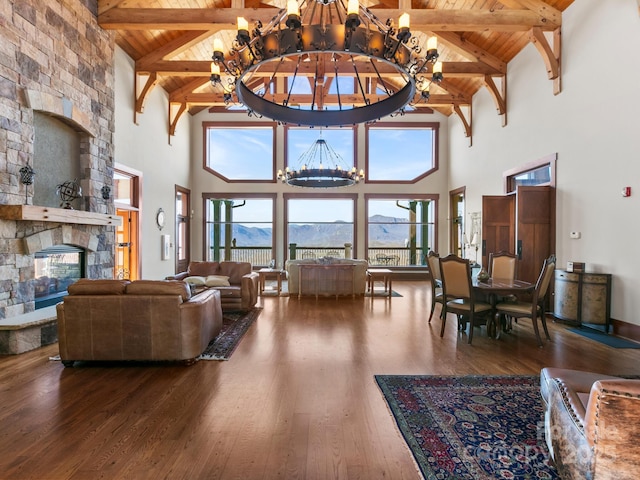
[101,185,111,200]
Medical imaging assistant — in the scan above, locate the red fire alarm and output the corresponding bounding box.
[622,186,632,197]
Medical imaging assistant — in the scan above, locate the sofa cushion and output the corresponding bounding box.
[185,276,207,286]
[188,261,220,276]
[219,262,251,284]
[125,280,191,302]
[68,279,130,295]
[206,275,230,287]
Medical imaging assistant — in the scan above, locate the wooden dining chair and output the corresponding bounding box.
[493,255,556,347]
[426,251,444,323]
[438,254,493,344]
[488,251,518,280]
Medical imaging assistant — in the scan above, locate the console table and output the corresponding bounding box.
[554,269,612,333]
[297,264,356,299]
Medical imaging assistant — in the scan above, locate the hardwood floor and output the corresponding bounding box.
[1,281,639,479]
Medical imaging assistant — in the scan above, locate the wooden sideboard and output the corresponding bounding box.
[297,263,356,299]
[554,269,612,333]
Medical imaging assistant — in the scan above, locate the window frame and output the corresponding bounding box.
[202,192,277,267]
[365,193,439,268]
[283,125,358,172]
[203,121,277,183]
[284,193,358,261]
[364,122,439,183]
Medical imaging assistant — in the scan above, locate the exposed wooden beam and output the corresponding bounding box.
[99,8,559,31]
[169,78,212,103]
[136,31,215,71]
[134,72,157,120]
[140,59,501,80]
[436,32,507,73]
[482,75,507,118]
[496,0,561,25]
[169,102,187,140]
[529,26,561,95]
[453,104,472,144]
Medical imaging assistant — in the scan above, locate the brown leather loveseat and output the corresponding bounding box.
[540,367,640,479]
[56,279,223,366]
[167,261,259,312]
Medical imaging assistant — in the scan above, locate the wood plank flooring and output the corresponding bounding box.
[1,281,639,479]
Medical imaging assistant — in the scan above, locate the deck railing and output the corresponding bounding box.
[209,246,429,267]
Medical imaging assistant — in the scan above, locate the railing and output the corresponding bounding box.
[366,248,428,267]
[208,246,429,267]
[210,247,273,266]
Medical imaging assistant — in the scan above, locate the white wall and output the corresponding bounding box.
[448,1,640,325]
[114,47,192,280]
[188,110,451,265]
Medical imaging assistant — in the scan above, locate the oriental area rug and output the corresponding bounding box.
[375,375,559,480]
[198,307,262,361]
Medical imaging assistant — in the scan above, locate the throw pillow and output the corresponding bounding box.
[184,276,207,286]
[205,275,231,287]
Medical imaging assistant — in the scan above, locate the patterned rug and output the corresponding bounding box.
[375,375,559,480]
[198,307,262,361]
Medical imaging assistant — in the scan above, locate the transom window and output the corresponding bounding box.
[285,126,356,170]
[204,122,276,182]
[365,122,438,182]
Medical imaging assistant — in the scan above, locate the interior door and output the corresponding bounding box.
[516,186,551,283]
[481,195,515,267]
[115,209,139,280]
[175,186,191,274]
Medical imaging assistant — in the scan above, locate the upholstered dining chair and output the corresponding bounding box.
[493,255,556,347]
[488,251,518,280]
[438,254,493,344]
[426,251,444,323]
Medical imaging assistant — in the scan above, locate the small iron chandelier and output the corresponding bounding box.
[210,0,442,126]
[277,133,364,187]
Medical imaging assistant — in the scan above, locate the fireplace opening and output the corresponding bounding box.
[34,245,85,309]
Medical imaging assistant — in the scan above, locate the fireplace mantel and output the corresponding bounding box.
[0,205,122,227]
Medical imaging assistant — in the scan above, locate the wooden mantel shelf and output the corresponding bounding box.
[0,205,122,227]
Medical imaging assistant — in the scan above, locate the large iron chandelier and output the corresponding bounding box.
[277,133,364,187]
[210,0,442,127]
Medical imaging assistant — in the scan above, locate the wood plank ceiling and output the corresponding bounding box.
[98,0,574,137]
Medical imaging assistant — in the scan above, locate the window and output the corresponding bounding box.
[366,196,437,266]
[204,122,276,182]
[285,126,356,170]
[285,196,356,259]
[204,194,275,266]
[365,122,438,182]
[504,154,556,194]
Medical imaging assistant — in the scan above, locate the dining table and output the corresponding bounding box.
[472,277,535,339]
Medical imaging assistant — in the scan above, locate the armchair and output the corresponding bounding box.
[541,367,640,479]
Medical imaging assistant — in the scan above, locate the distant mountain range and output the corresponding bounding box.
[225,215,413,247]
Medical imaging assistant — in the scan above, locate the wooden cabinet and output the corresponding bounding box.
[482,186,553,283]
[554,270,612,332]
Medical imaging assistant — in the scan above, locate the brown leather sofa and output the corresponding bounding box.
[56,279,222,366]
[167,261,259,312]
[541,367,640,479]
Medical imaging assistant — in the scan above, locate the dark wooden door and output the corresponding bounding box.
[481,195,515,267]
[516,186,551,283]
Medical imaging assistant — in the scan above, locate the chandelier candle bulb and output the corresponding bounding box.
[432,61,443,82]
[210,63,220,75]
[213,38,224,55]
[398,13,410,30]
[287,0,298,15]
[347,0,359,15]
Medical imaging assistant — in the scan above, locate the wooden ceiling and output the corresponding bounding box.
[98,0,574,137]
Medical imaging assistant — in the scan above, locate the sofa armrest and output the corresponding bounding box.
[166,271,189,281]
[240,271,259,310]
[583,379,640,476]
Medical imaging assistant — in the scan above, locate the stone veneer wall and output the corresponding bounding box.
[0,0,116,319]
